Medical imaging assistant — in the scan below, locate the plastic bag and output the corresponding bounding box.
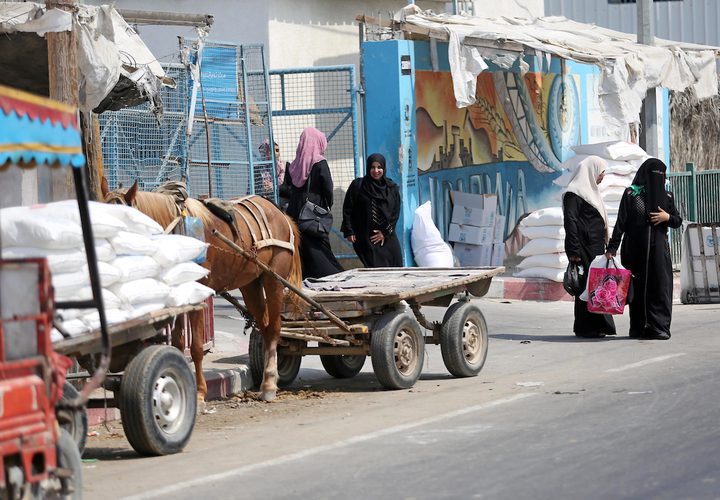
[583,256,632,315]
[563,261,585,296]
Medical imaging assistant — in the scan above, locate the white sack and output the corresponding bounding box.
[98,203,163,236]
[160,262,210,286]
[513,267,565,282]
[517,238,566,257]
[0,207,82,249]
[601,187,626,202]
[111,255,161,282]
[111,278,170,305]
[411,201,455,267]
[517,253,569,270]
[110,231,159,256]
[519,225,566,240]
[518,207,564,228]
[152,234,209,266]
[166,281,215,307]
[1,247,86,274]
[571,141,648,161]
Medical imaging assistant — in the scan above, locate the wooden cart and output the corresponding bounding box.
[53,303,205,456]
[248,267,504,390]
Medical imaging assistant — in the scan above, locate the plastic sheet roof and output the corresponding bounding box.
[0,85,85,168]
[385,6,720,131]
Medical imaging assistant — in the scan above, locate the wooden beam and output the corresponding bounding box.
[46,0,79,201]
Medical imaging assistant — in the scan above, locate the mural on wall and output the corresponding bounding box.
[415,69,581,261]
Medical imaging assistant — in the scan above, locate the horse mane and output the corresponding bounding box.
[132,191,185,231]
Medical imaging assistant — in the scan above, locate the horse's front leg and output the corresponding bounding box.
[189,310,208,405]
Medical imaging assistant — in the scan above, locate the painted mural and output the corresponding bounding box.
[415,69,581,262]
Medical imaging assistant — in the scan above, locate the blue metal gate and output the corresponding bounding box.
[269,66,361,258]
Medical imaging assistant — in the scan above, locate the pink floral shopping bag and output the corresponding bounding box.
[586,259,632,315]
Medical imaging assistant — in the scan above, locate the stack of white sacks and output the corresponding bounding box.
[1,200,214,341]
[514,141,649,282]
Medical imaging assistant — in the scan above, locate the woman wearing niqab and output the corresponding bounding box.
[341,153,403,267]
[606,158,682,340]
[286,127,344,279]
[563,156,617,338]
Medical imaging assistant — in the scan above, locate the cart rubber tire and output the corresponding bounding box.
[57,382,88,456]
[440,301,489,377]
[370,310,425,390]
[320,355,366,379]
[249,329,302,388]
[119,345,197,456]
[54,428,83,500]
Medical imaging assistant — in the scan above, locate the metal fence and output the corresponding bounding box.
[269,66,361,258]
[668,163,720,266]
[100,64,189,191]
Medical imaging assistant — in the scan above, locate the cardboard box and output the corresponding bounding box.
[450,191,497,227]
[493,215,506,243]
[448,223,494,246]
[454,242,493,267]
[491,242,505,266]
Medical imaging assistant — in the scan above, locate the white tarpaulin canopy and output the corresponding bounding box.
[396,5,719,132]
[0,2,172,114]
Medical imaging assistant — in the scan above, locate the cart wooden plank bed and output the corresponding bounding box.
[248,266,504,390]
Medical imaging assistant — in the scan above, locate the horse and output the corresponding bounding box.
[100,178,302,402]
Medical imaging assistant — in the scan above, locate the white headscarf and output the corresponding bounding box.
[562,155,609,242]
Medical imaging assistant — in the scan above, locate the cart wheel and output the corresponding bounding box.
[440,301,488,377]
[119,345,197,456]
[370,310,425,390]
[53,428,83,500]
[249,329,302,388]
[56,382,88,456]
[320,355,366,379]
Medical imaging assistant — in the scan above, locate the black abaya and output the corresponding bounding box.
[563,192,616,337]
[286,160,344,279]
[607,181,682,338]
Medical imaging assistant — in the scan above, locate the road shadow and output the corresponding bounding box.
[490,333,635,342]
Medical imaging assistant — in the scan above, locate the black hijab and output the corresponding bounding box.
[362,153,398,223]
[631,158,669,216]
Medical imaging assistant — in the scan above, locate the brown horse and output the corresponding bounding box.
[100,178,302,402]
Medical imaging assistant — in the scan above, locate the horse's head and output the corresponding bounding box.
[100,177,139,206]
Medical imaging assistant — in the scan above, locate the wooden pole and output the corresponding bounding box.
[46,0,80,201]
[81,111,104,200]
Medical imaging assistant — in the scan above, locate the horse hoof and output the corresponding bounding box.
[261,391,277,402]
[197,398,207,415]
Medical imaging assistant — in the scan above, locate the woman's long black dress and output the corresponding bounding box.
[286,159,344,279]
[606,189,682,337]
[341,178,403,267]
[563,192,616,337]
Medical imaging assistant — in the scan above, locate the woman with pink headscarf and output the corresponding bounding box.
[286,127,344,279]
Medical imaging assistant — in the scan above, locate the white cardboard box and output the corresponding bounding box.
[493,215,506,243]
[491,242,505,266]
[454,242,493,267]
[450,191,497,227]
[448,223,494,246]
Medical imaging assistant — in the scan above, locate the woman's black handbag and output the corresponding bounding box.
[563,261,585,297]
[297,170,333,237]
[298,200,333,237]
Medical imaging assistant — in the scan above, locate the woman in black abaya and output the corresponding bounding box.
[563,156,616,338]
[341,153,403,267]
[605,158,682,340]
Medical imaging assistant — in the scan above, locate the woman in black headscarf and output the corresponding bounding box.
[605,158,682,340]
[341,153,403,267]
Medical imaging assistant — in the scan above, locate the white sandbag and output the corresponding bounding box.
[152,234,209,266]
[571,141,647,161]
[517,238,565,257]
[166,281,215,307]
[519,225,565,240]
[111,255,161,282]
[97,261,122,287]
[54,318,90,337]
[110,231,159,256]
[53,269,90,297]
[94,239,116,261]
[601,186,626,202]
[92,202,163,235]
[604,162,638,176]
[111,278,170,305]
[159,262,210,286]
[518,207,564,227]
[54,287,123,309]
[410,201,455,267]
[0,208,83,249]
[516,253,569,270]
[1,246,86,274]
[43,200,128,238]
[127,302,168,319]
[81,308,130,330]
[600,173,633,189]
[513,267,565,282]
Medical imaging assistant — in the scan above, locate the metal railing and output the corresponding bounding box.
[667,163,720,266]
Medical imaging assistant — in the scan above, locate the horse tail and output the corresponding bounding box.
[286,214,303,291]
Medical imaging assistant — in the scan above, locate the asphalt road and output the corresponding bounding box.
[82,298,720,500]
